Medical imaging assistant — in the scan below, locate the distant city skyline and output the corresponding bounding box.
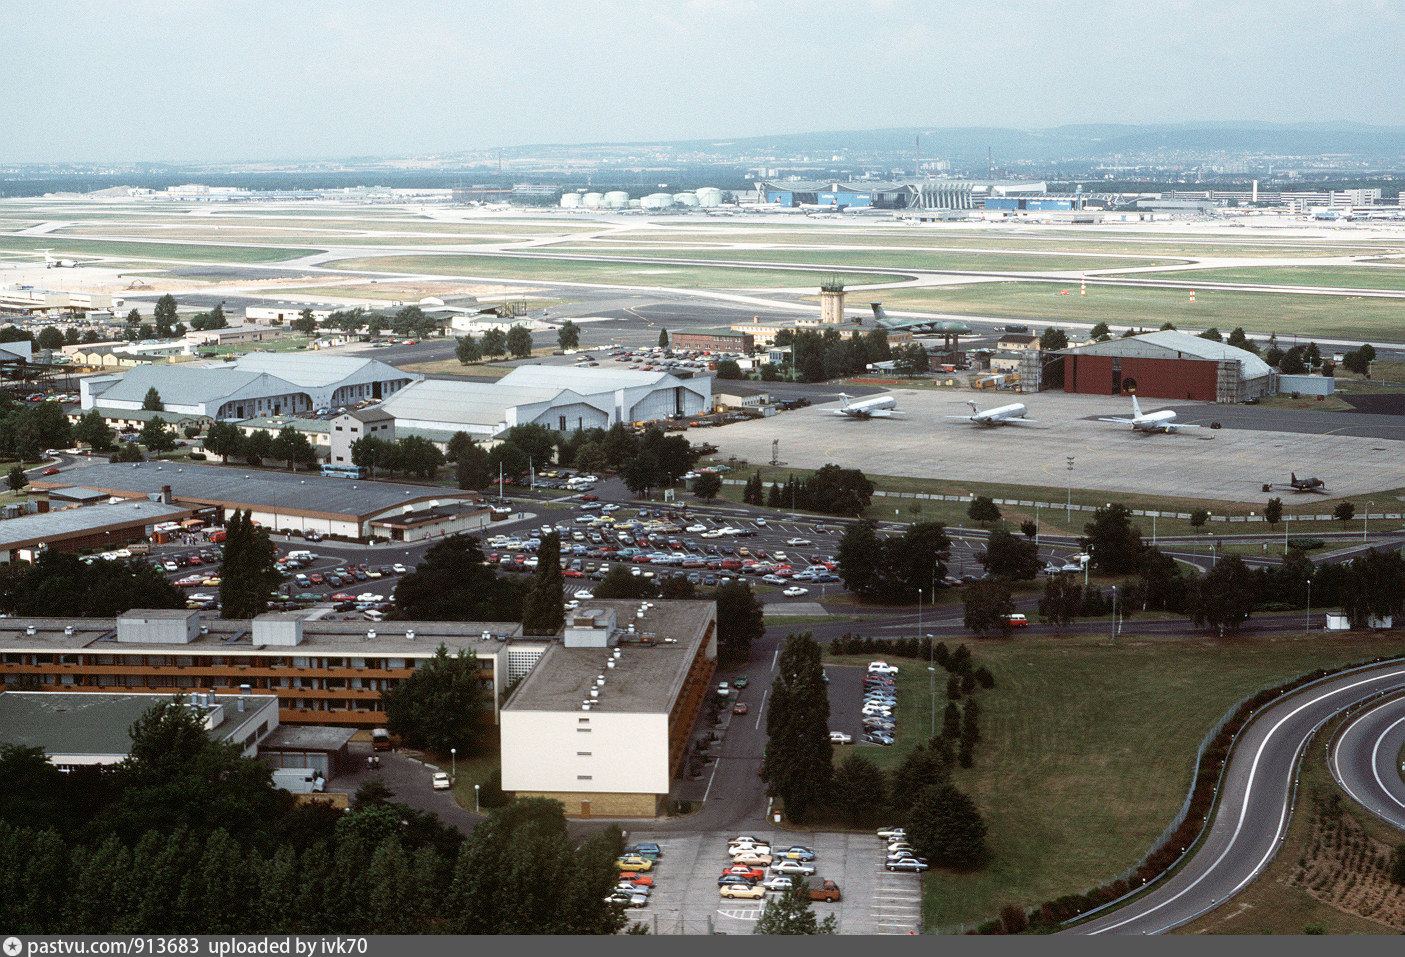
[5,0,1404,164]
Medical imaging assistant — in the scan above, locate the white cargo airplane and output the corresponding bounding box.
[38,249,77,268]
[831,393,903,419]
[1098,396,1201,434]
[945,400,1037,427]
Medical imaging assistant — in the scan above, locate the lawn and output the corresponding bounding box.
[543,245,1188,273]
[1149,264,1405,292]
[853,281,1405,342]
[325,253,907,289]
[198,336,316,355]
[829,631,1405,930]
[0,235,319,263]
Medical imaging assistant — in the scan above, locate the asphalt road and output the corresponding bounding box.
[1069,659,1405,935]
[1329,692,1405,830]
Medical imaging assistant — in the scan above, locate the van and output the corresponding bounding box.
[371,728,391,752]
[287,550,314,562]
[127,542,151,555]
[363,609,385,622]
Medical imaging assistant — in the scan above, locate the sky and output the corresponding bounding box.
[6,0,1405,163]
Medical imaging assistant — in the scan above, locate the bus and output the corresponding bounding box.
[321,464,368,479]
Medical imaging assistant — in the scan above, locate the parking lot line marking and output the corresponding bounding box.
[771,648,779,672]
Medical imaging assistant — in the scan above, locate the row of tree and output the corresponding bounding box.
[743,465,876,517]
[455,326,534,363]
[350,434,445,480]
[0,398,71,461]
[770,327,892,383]
[837,520,949,602]
[204,421,319,470]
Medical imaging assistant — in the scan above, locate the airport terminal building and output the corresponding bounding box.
[1059,331,1275,403]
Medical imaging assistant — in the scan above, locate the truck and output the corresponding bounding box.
[371,728,392,752]
[272,768,325,794]
[808,880,842,903]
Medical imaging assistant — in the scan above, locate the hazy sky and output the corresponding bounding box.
[6,0,1405,163]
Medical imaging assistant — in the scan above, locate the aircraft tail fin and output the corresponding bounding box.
[967,400,980,414]
[870,303,889,325]
[1291,472,1297,485]
[1131,396,1143,418]
[837,392,850,409]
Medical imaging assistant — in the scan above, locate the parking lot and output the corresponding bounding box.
[615,830,924,934]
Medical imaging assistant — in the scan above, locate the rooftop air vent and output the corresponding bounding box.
[590,688,599,698]
[607,660,616,669]
[367,629,377,640]
[25,625,36,636]
[63,625,75,635]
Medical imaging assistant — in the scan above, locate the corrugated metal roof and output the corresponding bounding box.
[0,500,190,549]
[381,378,564,427]
[500,364,675,392]
[1067,330,1273,380]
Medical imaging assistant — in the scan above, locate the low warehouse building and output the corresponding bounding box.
[500,600,717,818]
[1060,330,1274,403]
[0,499,193,563]
[29,461,484,540]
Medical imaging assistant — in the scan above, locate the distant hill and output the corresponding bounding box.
[527,123,1405,164]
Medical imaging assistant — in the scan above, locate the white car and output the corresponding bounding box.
[391,563,408,574]
[432,772,451,790]
[782,586,809,597]
[867,661,899,675]
[755,518,767,527]
[786,537,812,546]
[729,841,771,856]
[770,860,816,876]
[760,875,794,893]
[574,589,595,600]
[686,524,707,533]
[564,600,580,611]
[602,504,620,512]
[701,530,724,539]
[829,731,853,745]
[876,826,906,839]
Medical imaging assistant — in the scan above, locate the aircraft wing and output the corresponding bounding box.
[868,410,903,418]
[942,415,976,421]
[1097,417,1136,424]
[1001,417,1039,425]
[1166,423,1202,429]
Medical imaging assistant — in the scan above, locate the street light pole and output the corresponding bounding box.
[1306,578,1312,632]
[917,588,922,638]
[1066,456,1074,522]
[928,666,937,737]
[474,784,480,813]
[450,747,456,779]
[1365,501,1372,541]
[1112,585,1118,639]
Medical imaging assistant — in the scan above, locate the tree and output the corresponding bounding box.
[837,520,949,604]
[1339,549,1405,630]
[967,496,1001,524]
[621,452,660,497]
[291,309,317,336]
[830,753,887,827]
[1081,503,1144,574]
[556,321,580,351]
[1279,348,1307,375]
[74,409,116,452]
[153,295,178,337]
[1342,347,1373,376]
[36,326,65,351]
[752,880,837,935]
[481,328,507,357]
[271,426,317,471]
[908,783,987,870]
[693,472,722,500]
[714,580,764,664]
[455,441,492,491]
[657,329,669,348]
[138,416,176,453]
[593,566,659,600]
[218,510,281,620]
[0,551,183,617]
[1189,554,1257,636]
[1264,496,1283,528]
[1226,327,1258,353]
[1189,508,1209,528]
[203,421,244,462]
[1089,322,1111,341]
[5,464,27,492]
[1039,327,1069,352]
[110,444,144,463]
[980,527,1041,580]
[126,308,143,327]
[1198,327,1223,342]
[1334,501,1356,527]
[454,335,481,365]
[350,435,390,477]
[1019,519,1037,539]
[394,435,444,480]
[382,643,490,755]
[892,343,930,377]
[521,533,565,636]
[1038,574,1081,632]
[760,632,833,823]
[142,387,164,412]
[715,358,743,379]
[506,326,533,359]
[391,535,525,622]
[962,578,1014,636]
[487,442,529,482]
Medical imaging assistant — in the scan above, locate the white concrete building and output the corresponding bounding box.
[80,353,420,420]
[380,365,711,440]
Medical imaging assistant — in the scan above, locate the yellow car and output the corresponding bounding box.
[720,882,764,900]
[202,576,221,586]
[616,856,654,872]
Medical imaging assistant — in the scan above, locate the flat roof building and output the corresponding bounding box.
[0,499,193,563]
[500,600,717,818]
[0,689,280,768]
[1059,330,1275,403]
[29,461,483,540]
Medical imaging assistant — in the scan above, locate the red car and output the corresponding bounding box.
[41,467,60,475]
[733,702,748,715]
[720,865,765,881]
[580,494,599,502]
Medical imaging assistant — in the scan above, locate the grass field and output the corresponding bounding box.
[855,281,1405,342]
[0,235,319,263]
[829,631,1405,929]
[1150,264,1405,292]
[599,229,1400,259]
[542,245,1188,273]
[326,253,907,289]
[198,337,316,355]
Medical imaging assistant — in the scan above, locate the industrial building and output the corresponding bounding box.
[500,600,717,818]
[0,689,280,769]
[29,461,484,540]
[0,609,528,729]
[670,330,755,354]
[0,499,193,563]
[80,353,420,421]
[1059,330,1275,403]
[381,365,711,440]
[754,178,1048,212]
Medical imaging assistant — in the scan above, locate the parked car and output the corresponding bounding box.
[808,880,842,903]
[770,860,817,876]
[432,772,451,790]
[876,826,906,839]
[615,856,654,872]
[828,731,853,745]
[776,846,815,862]
[733,702,748,715]
[720,865,765,882]
[732,850,773,866]
[607,891,649,908]
[720,883,765,901]
[886,858,930,873]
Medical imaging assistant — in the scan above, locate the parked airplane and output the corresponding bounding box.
[869,302,973,336]
[1097,396,1202,434]
[1284,473,1329,494]
[38,250,77,268]
[945,400,1037,427]
[831,393,904,419]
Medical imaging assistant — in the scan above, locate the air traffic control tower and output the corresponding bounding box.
[819,279,846,324]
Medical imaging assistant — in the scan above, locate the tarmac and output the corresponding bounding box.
[707,388,1405,503]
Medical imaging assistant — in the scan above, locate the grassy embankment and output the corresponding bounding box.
[825,631,1405,930]
[0,235,319,263]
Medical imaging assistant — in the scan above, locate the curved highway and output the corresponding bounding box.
[1070,660,1405,934]
[1330,692,1405,829]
